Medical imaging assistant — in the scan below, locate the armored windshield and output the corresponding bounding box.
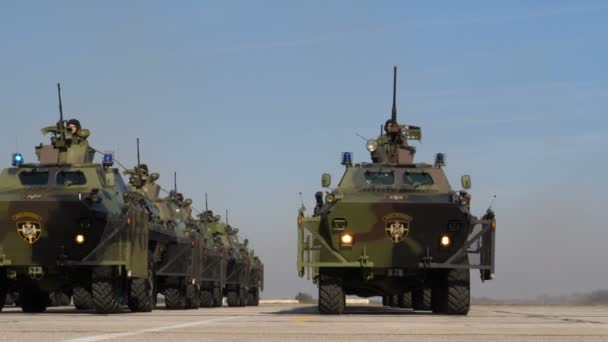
[341,166,450,192]
[403,172,434,186]
[56,171,87,185]
[19,170,50,185]
[364,171,395,185]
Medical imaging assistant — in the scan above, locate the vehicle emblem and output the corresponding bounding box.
[25,194,43,199]
[383,212,412,243]
[12,212,43,244]
[386,195,406,201]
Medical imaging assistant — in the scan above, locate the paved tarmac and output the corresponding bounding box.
[0,304,607,342]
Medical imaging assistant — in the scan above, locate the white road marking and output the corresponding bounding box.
[63,316,240,342]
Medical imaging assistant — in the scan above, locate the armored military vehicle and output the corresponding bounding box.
[188,195,227,308]
[123,163,201,310]
[201,209,250,307]
[0,85,161,313]
[244,244,263,306]
[297,67,496,315]
[171,188,227,309]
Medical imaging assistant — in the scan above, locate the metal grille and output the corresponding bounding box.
[156,244,192,276]
[201,254,225,282]
[226,260,248,284]
[465,222,494,268]
[83,219,128,264]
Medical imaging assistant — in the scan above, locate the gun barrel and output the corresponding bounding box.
[391,66,397,123]
[57,83,66,140]
[136,138,141,166]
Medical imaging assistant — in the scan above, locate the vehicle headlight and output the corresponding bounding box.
[75,234,86,244]
[366,139,378,152]
[440,234,451,247]
[325,194,335,203]
[340,233,353,247]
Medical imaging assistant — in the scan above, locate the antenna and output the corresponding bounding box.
[488,195,497,211]
[136,138,141,167]
[391,66,397,124]
[225,209,229,226]
[173,171,177,193]
[57,83,66,140]
[354,133,367,141]
[205,192,209,211]
[298,192,305,210]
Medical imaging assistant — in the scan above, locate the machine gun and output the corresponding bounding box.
[367,66,421,164]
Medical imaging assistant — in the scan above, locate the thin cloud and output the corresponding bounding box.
[203,26,386,55]
[414,3,608,27]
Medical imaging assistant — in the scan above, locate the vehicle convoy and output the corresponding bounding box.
[297,67,496,315]
[0,86,205,314]
[0,86,264,314]
[122,162,199,310]
[174,187,226,308]
[245,245,264,306]
[200,209,261,307]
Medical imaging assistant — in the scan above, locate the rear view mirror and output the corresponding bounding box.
[149,173,160,182]
[321,173,331,188]
[461,175,471,190]
[105,172,115,187]
[77,128,91,139]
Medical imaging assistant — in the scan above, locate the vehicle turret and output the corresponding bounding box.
[35,84,95,164]
[366,67,421,165]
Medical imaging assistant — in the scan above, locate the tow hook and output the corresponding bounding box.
[421,247,433,267]
[28,266,44,280]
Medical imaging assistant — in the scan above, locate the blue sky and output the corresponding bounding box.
[1,1,607,298]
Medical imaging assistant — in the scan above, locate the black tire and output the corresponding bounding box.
[391,294,401,307]
[13,292,21,307]
[212,285,223,307]
[200,288,214,308]
[250,287,260,306]
[20,288,48,313]
[73,287,93,310]
[226,290,239,307]
[185,285,200,309]
[128,279,155,312]
[382,296,389,306]
[0,289,6,312]
[412,288,432,311]
[398,291,412,308]
[318,274,345,315]
[238,287,247,307]
[128,257,156,313]
[49,291,71,307]
[60,293,71,306]
[92,267,121,314]
[92,281,120,314]
[164,287,186,310]
[433,269,470,315]
[4,292,13,307]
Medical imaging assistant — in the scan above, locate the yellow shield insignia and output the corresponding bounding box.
[383,213,412,243]
[12,212,43,244]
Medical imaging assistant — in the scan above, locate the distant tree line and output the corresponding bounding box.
[473,290,608,305]
[295,292,316,304]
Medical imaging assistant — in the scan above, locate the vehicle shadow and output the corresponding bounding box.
[0,306,135,315]
[270,305,434,316]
